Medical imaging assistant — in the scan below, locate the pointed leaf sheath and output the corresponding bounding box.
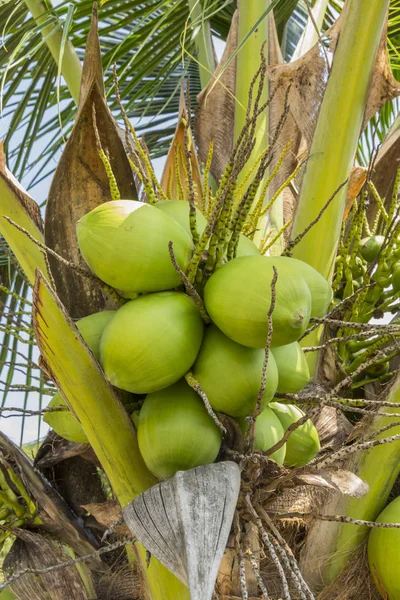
[44,5,137,318]
[0,431,102,569]
[122,461,241,600]
[32,270,156,506]
[0,144,49,284]
[161,86,203,204]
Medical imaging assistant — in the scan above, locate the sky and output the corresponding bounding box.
[0,31,226,446]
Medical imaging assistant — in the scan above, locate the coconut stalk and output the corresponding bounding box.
[234,0,271,247]
[291,0,330,61]
[300,371,400,589]
[290,0,389,373]
[23,0,81,103]
[187,0,216,88]
[290,0,390,281]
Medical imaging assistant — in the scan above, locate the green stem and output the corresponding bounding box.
[291,0,330,60]
[187,0,216,89]
[301,370,400,586]
[290,0,389,280]
[290,0,389,373]
[23,0,81,104]
[234,0,270,247]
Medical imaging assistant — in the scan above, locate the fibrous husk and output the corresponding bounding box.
[82,500,130,538]
[312,405,353,451]
[195,10,238,182]
[3,530,90,600]
[44,5,137,319]
[362,23,400,128]
[316,541,380,600]
[34,431,98,469]
[48,456,106,517]
[216,522,259,598]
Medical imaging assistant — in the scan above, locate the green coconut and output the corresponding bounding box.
[359,235,385,263]
[272,342,310,394]
[236,235,260,257]
[76,200,193,294]
[237,407,286,464]
[76,310,116,360]
[43,393,88,444]
[204,255,312,348]
[192,325,279,417]
[368,496,400,599]
[392,262,400,293]
[276,257,332,318]
[269,402,320,467]
[100,291,204,393]
[137,380,222,479]
[156,200,259,256]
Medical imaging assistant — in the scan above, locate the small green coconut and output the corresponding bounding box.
[137,380,222,479]
[156,199,207,239]
[236,234,260,257]
[76,200,193,294]
[192,325,279,417]
[392,262,400,293]
[237,407,286,464]
[156,200,259,256]
[43,393,88,444]
[204,255,312,348]
[100,291,204,393]
[359,235,385,263]
[272,342,310,394]
[368,496,400,599]
[270,257,332,318]
[365,361,390,377]
[269,402,320,466]
[76,310,116,360]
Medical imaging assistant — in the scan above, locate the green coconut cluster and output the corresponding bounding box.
[46,199,328,479]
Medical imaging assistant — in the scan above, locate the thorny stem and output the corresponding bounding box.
[249,552,270,600]
[270,511,400,529]
[259,507,314,600]
[284,179,349,256]
[310,433,400,470]
[184,372,226,435]
[0,537,136,592]
[167,242,210,323]
[265,414,311,458]
[182,85,199,246]
[245,495,291,600]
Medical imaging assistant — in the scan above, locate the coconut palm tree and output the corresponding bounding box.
[0,1,400,598]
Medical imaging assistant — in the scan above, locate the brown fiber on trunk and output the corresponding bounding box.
[4,530,91,600]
